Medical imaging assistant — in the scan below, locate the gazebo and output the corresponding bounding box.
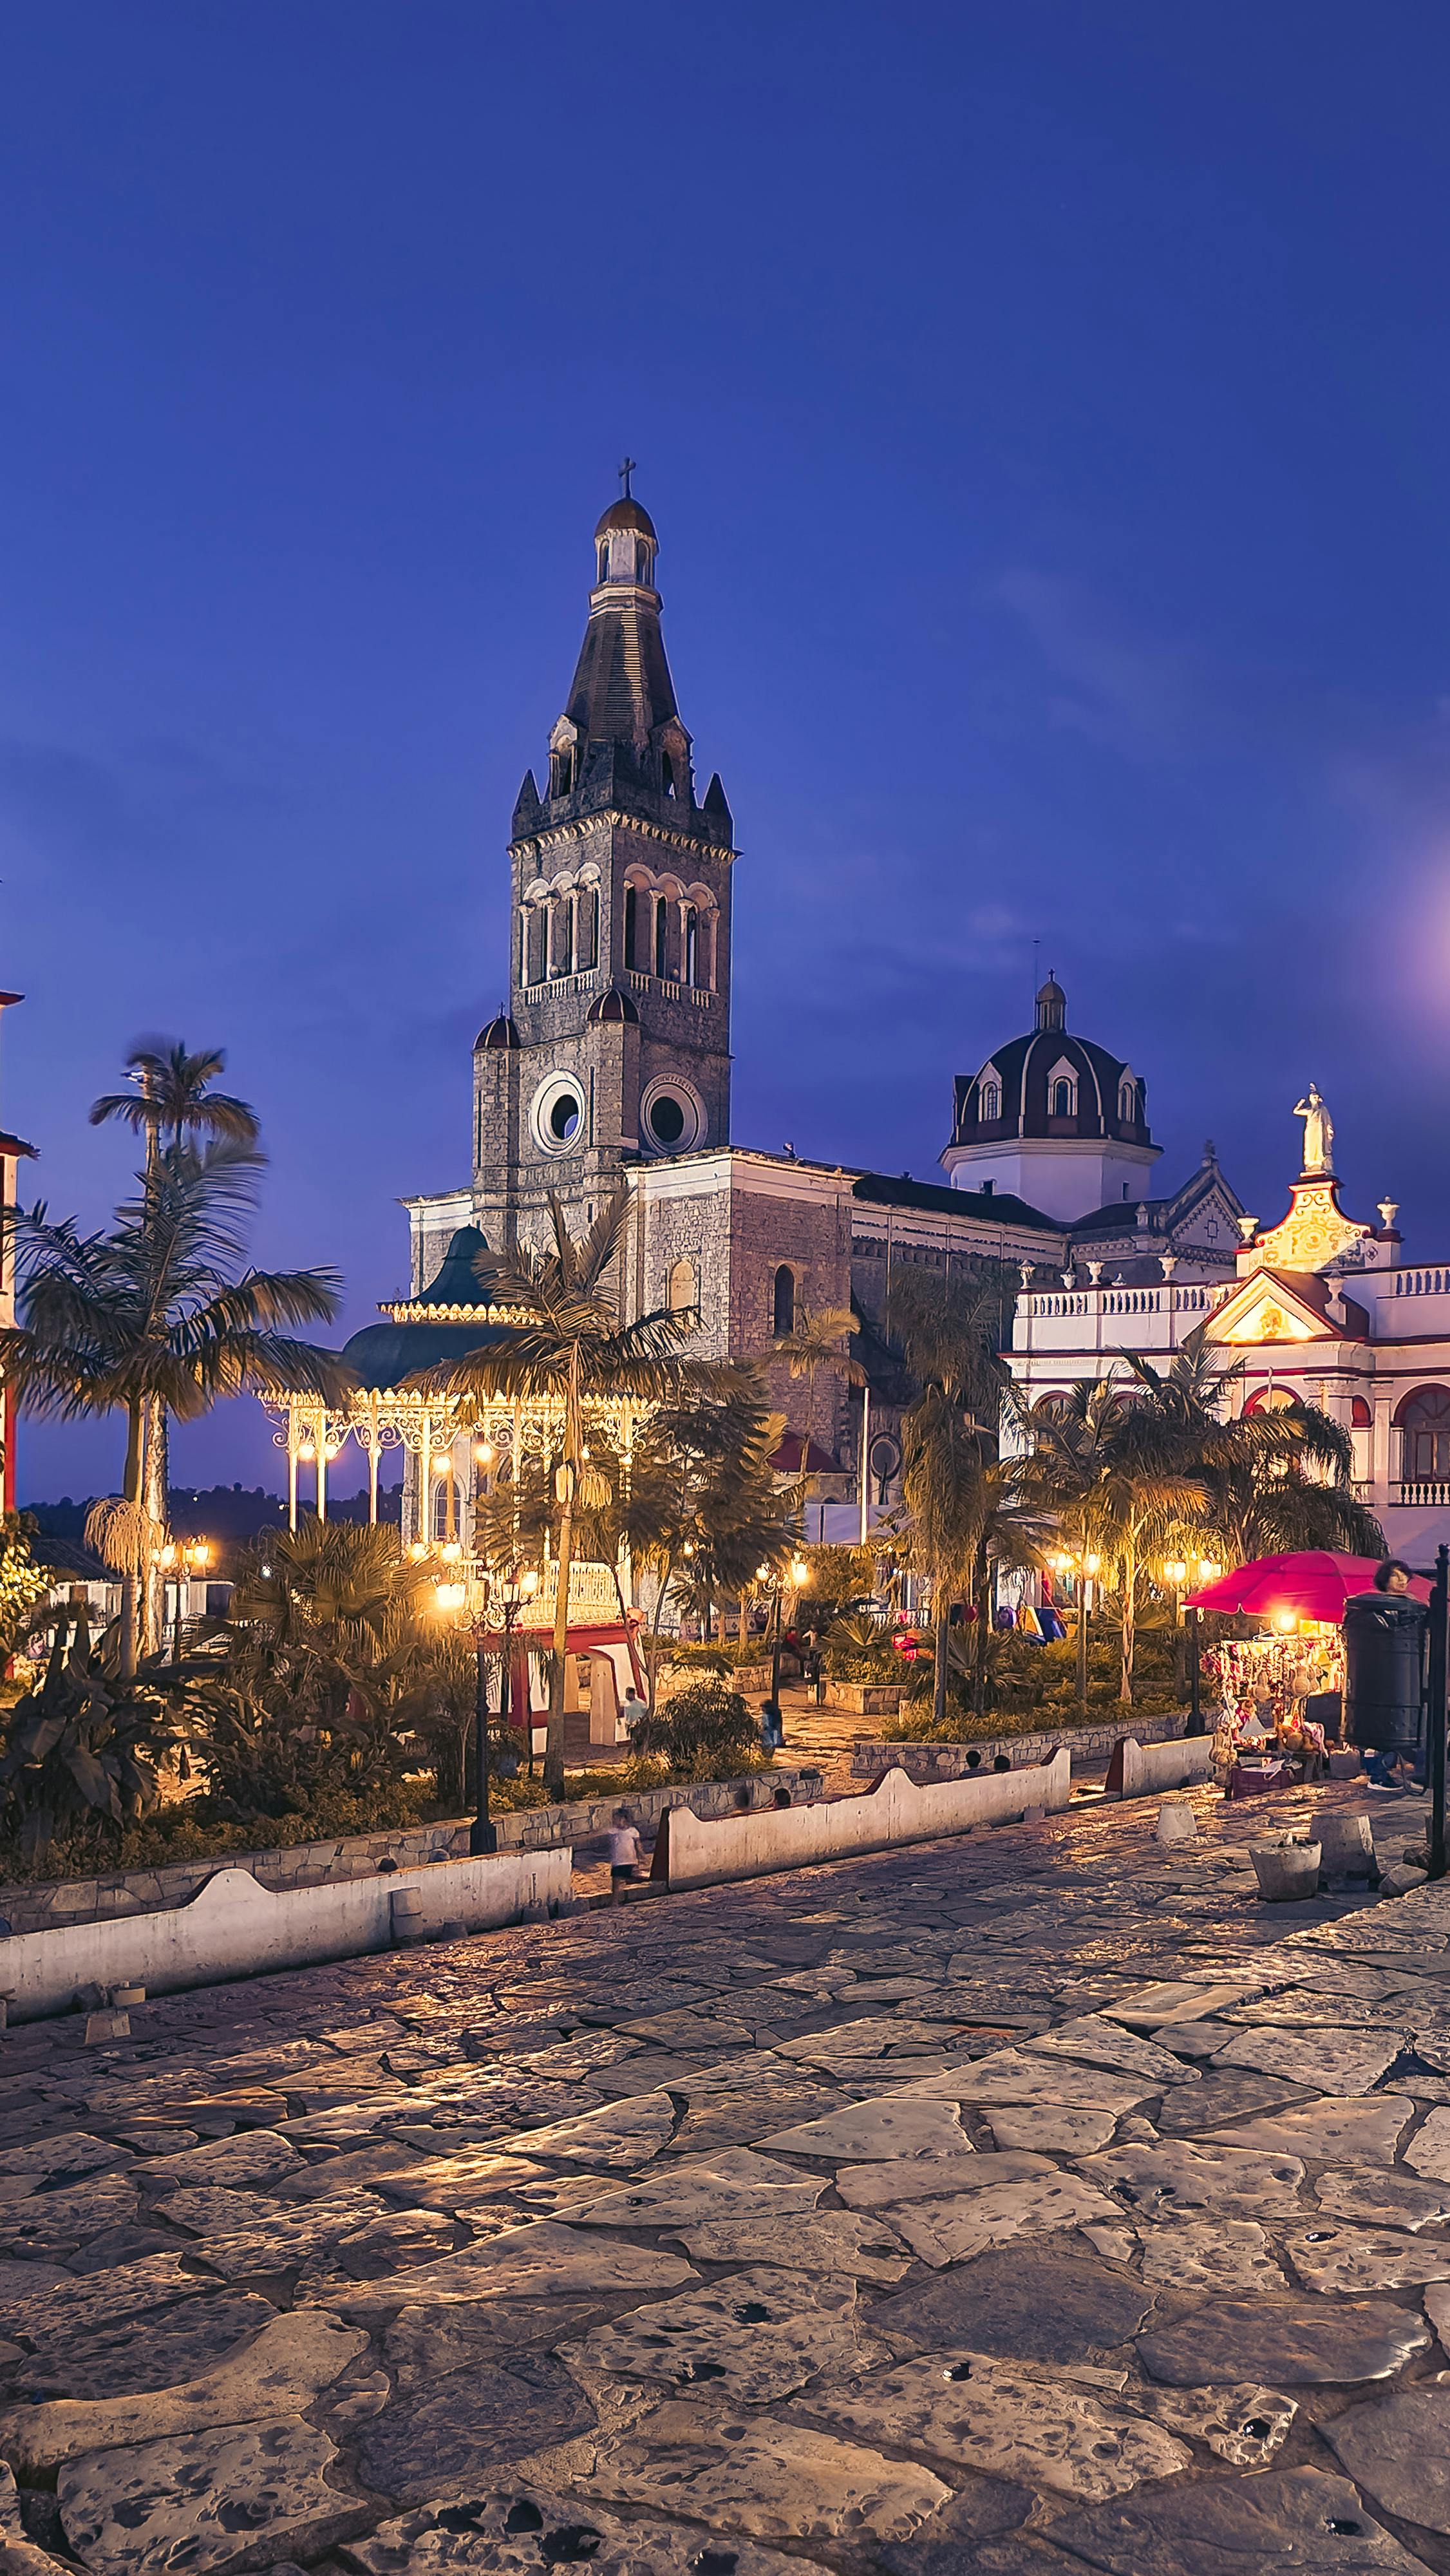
[262,1226,649,1553]
[259,1227,651,1740]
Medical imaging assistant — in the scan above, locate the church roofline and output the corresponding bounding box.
[510,808,738,864]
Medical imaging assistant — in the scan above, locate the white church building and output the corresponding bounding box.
[1008,1083,1450,1562]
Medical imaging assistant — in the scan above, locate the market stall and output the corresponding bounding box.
[1186,1551,1422,1798]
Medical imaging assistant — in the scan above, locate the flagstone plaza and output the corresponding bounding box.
[6,1783,1450,2575]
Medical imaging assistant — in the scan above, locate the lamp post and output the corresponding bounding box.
[435,1563,540,1852]
[1183,1555,1219,1736]
[159,1539,211,1662]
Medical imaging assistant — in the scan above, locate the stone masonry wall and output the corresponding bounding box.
[0,1770,823,1937]
[851,1708,1189,1779]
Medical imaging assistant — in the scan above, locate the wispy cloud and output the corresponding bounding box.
[990,569,1214,761]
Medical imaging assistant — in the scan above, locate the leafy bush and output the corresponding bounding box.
[0,1615,186,1864]
[823,1612,904,1683]
[630,1678,762,1781]
[896,1629,1181,1728]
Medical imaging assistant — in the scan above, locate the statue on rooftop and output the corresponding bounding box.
[1293,1083,1335,1178]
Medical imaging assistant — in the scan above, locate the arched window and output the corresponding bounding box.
[654,896,670,980]
[636,539,652,581]
[547,898,572,980]
[773,1265,796,1338]
[574,886,598,972]
[979,1081,1000,1123]
[661,752,676,799]
[1052,1079,1075,1119]
[1243,1386,1297,1416]
[525,905,547,985]
[1398,1386,1450,1480]
[1351,1396,1373,1428]
[624,886,640,971]
[598,544,609,585]
[683,905,699,984]
[667,1256,698,1314]
[1118,1079,1138,1123]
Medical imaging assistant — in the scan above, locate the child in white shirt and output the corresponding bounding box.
[607,1807,643,1901]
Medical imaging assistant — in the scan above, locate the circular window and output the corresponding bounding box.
[639,1077,704,1155]
[648,1094,686,1146]
[531,1074,587,1156]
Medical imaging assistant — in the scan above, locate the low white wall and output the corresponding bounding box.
[1,1848,572,2023]
[1119,1734,1214,1797]
[663,1751,1071,1892]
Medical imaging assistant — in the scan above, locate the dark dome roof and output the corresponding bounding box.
[594,497,657,543]
[341,1314,516,1392]
[413,1226,494,1307]
[587,985,640,1025]
[951,981,1151,1151]
[340,1226,518,1392]
[475,1012,520,1052]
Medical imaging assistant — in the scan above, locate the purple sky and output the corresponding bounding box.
[5,1,1450,1501]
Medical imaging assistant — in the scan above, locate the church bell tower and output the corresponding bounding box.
[472,477,735,1246]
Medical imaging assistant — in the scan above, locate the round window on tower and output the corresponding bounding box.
[531,1074,587,1156]
[639,1077,704,1155]
[648,1095,686,1145]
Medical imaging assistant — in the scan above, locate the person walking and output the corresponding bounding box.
[606,1806,643,1902]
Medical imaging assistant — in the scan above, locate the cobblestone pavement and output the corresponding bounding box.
[5,1777,1450,2574]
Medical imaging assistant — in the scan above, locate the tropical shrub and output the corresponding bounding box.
[0,1614,187,1862]
[629,1678,760,1781]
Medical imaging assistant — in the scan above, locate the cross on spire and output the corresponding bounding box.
[618,455,637,498]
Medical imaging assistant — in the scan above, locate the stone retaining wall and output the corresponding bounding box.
[0,1771,822,1937]
[3,1847,573,2022]
[663,1750,1073,1891]
[851,1709,1189,1780]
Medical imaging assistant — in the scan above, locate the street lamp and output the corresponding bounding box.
[1182,1553,1219,1736]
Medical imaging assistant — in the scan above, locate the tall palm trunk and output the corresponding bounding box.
[545,1347,582,1800]
[972,1538,992,1719]
[119,1401,144,1678]
[1120,1534,1138,1703]
[932,1602,949,1728]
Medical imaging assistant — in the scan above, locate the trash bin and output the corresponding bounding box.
[1343,1590,1427,1753]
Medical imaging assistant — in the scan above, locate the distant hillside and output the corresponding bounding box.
[24,1481,405,1550]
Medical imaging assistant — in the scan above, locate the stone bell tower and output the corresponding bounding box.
[472,476,736,1248]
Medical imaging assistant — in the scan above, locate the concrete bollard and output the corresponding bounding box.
[1157,1801,1198,1847]
[1317,1811,1378,1882]
[1250,1838,1323,1903]
[389,1888,427,1946]
[83,2008,131,2044]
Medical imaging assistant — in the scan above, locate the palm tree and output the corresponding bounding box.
[883,1268,1022,1723]
[1121,1330,1384,1563]
[0,1141,348,1675]
[409,1187,738,1797]
[89,1041,262,1639]
[1013,1370,1209,1700]
[90,1039,261,1155]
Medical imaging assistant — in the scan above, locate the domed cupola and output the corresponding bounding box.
[593,495,659,592]
[475,1012,520,1053]
[940,973,1161,1222]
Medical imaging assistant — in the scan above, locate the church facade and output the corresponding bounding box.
[401,488,1248,1531]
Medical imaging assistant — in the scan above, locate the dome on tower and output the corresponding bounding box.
[475,1012,520,1052]
[940,975,1161,1221]
[594,497,658,544]
[587,985,640,1025]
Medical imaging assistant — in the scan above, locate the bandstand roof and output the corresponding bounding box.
[340,1226,523,1394]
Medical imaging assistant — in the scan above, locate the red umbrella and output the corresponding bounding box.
[1184,1550,1430,1621]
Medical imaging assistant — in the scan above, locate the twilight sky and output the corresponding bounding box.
[4,1,1450,1500]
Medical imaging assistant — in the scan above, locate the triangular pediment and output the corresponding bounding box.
[1205,1267,1337,1347]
